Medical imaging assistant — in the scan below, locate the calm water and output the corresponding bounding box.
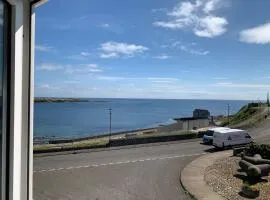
[34,98,250,139]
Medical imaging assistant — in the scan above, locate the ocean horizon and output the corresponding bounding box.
[34,98,251,140]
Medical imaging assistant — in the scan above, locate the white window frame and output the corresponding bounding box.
[5,0,45,199]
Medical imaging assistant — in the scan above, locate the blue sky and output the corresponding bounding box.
[35,0,270,100]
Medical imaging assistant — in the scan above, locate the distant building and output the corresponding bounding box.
[173,117,210,130]
[157,109,211,132]
[193,109,210,119]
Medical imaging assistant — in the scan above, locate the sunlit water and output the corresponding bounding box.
[34,98,249,139]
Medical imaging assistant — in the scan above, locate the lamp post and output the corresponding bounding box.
[109,108,112,145]
[267,92,269,116]
[227,104,230,125]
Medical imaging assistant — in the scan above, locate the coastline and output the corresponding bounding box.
[34,102,264,154]
[34,114,227,145]
[34,97,110,103]
[34,127,158,145]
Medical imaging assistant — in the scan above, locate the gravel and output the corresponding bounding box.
[204,156,270,200]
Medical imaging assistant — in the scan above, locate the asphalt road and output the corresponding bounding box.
[34,139,211,200]
[33,119,270,200]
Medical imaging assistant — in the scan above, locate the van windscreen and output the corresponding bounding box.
[205,130,214,136]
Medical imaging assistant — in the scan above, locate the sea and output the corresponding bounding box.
[34,98,250,140]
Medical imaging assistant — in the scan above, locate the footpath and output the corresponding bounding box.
[181,150,232,200]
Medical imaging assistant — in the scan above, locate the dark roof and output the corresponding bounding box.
[193,109,209,112]
[174,117,208,121]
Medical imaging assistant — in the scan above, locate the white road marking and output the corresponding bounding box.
[158,157,166,160]
[34,152,206,173]
[74,166,84,169]
[66,167,74,170]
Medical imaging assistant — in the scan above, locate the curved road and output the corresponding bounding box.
[34,139,210,200]
[33,121,270,200]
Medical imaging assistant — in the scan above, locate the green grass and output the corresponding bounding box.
[34,138,109,152]
[221,104,267,127]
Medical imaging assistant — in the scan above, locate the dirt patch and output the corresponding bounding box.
[205,156,270,200]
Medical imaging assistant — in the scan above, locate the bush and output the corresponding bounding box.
[240,182,260,198]
[245,144,270,159]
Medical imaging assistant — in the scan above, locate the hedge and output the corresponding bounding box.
[245,144,270,159]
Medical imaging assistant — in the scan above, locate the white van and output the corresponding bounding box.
[212,128,253,148]
[202,127,231,144]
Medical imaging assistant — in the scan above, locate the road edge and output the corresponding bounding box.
[34,138,201,157]
[181,150,233,200]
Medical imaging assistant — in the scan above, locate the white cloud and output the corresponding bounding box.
[147,77,179,82]
[172,42,209,55]
[180,44,209,55]
[35,44,54,52]
[239,23,270,44]
[100,41,149,58]
[87,64,97,68]
[68,51,91,60]
[153,54,171,59]
[94,76,179,82]
[100,52,118,58]
[63,80,80,84]
[96,76,126,81]
[151,8,168,13]
[37,84,60,90]
[100,23,110,28]
[194,16,228,38]
[153,21,185,29]
[212,77,228,80]
[80,52,91,56]
[214,82,270,88]
[169,1,198,17]
[37,63,102,74]
[65,63,103,74]
[203,0,220,13]
[37,63,65,71]
[153,0,228,38]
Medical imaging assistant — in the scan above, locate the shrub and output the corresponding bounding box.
[241,182,260,198]
[245,143,270,159]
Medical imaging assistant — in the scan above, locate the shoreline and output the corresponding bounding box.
[34,114,227,145]
[34,127,158,145]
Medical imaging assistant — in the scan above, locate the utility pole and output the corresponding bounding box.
[267,92,270,116]
[227,104,230,125]
[109,108,112,145]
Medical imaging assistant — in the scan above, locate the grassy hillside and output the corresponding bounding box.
[221,103,268,128]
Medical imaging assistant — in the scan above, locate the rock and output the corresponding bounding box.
[247,165,261,177]
[254,154,262,159]
[256,164,270,176]
[239,160,253,171]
